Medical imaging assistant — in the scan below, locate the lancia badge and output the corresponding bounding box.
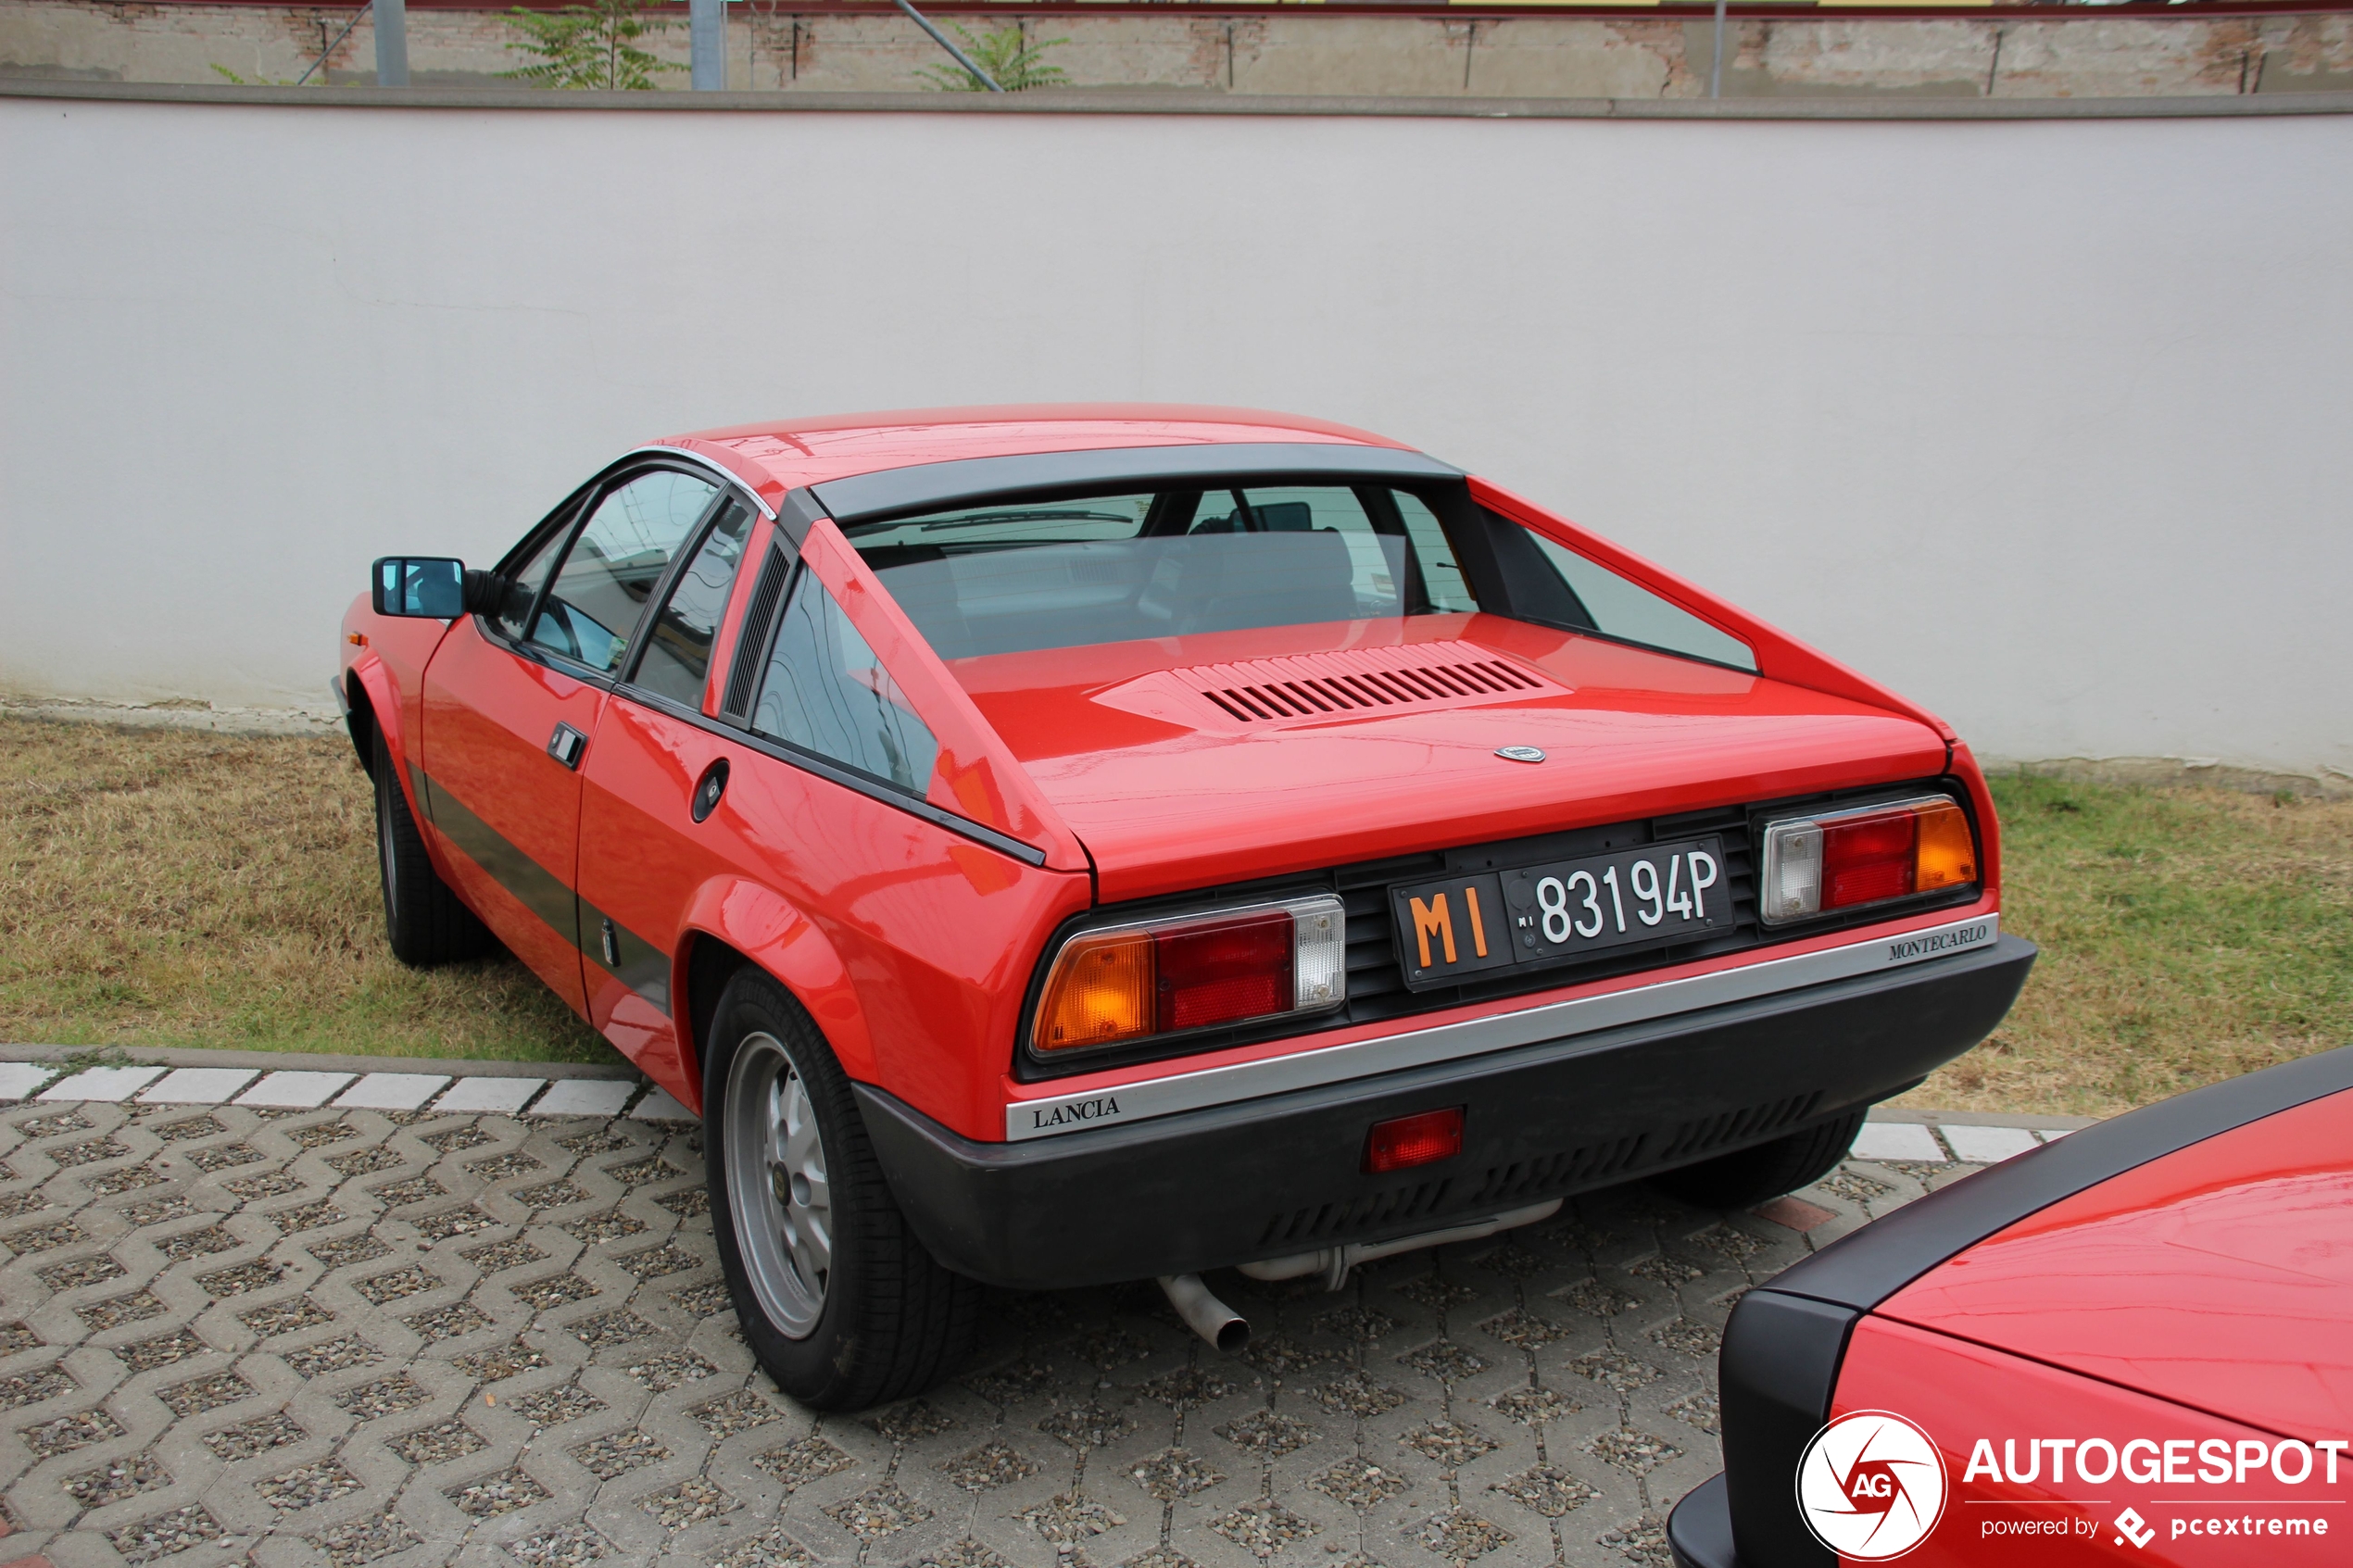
[1495,746,1546,763]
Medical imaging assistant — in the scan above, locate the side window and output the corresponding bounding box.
[528,470,718,673]
[1526,533,1757,671]
[493,524,570,643]
[630,498,754,708]
[750,570,939,795]
[1391,492,1478,613]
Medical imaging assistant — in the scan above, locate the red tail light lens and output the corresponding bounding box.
[1759,796,1979,925]
[1156,913,1291,1032]
[1365,1108,1465,1173]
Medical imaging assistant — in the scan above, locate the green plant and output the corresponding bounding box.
[502,0,684,90]
[916,22,1070,92]
[208,63,301,86]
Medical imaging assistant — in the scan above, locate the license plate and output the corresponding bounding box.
[1390,836,1732,987]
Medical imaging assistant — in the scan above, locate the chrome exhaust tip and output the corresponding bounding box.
[1158,1273,1249,1354]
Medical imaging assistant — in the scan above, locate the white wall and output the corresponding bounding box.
[4,95,2348,774]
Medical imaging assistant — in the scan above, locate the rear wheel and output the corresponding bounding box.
[1648,1109,1867,1210]
[704,966,979,1411]
[371,731,493,967]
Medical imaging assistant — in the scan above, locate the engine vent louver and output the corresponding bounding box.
[1094,640,1569,733]
[721,547,791,722]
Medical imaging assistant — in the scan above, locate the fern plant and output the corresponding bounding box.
[916,23,1070,92]
[502,0,684,90]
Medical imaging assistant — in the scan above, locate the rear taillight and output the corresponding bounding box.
[1365,1108,1464,1173]
[1032,896,1346,1055]
[1758,796,1977,925]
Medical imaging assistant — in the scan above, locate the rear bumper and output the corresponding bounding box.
[856,934,2035,1291]
[1667,1474,1742,1568]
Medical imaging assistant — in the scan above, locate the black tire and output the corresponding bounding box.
[371,730,494,967]
[1648,1109,1868,1210]
[703,966,979,1411]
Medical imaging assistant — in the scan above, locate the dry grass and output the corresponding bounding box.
[4,717,2347,1111]
[1894,773,2353,1118]
[0,715,616,1064]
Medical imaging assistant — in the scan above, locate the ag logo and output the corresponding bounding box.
[1795,1410,1949,1560]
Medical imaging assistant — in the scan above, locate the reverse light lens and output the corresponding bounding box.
[1365,1108,1465,1173]
[1759,796,1978,924]
[1031,895,1346,1055]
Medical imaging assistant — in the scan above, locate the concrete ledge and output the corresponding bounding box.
[1868,1104,2099,1131]
[0,1042,638,1081]
[6,78,2351,119]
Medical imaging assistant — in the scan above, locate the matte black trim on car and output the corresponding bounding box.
[775,486,825,548]
[810,442,1465,523]
[852,935,2032,1291]
[1669,1041,2353,1568]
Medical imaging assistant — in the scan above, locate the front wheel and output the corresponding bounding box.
[703,967,979,1411]
[1648,1109,1867,1210]
[371,730,493,967]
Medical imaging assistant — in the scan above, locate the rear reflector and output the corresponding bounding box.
[1365,1108,1465,1173]
[1759,795,1978,925]
[1033,895,1347,1056]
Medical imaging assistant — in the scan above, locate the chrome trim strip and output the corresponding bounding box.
[623,445,780,520]
[1002,912,1999,1141]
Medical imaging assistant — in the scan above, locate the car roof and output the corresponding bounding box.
[654,404,1419,507]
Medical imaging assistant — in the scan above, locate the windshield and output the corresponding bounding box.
[841,483,1479,660]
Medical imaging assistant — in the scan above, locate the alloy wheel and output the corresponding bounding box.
[724,1031,832,1336]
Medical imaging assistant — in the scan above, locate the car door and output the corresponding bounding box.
[420,463,722,1016]
[573,490,765,1086]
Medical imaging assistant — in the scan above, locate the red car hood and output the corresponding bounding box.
[1880,1087,2353,1438]
[949,614,1949,903]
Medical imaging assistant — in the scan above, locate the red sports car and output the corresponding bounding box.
[336,405,2032,1410]
[1668,1046,2353,1567]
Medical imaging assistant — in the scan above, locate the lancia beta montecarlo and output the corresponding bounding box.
[337,406,2033,1411]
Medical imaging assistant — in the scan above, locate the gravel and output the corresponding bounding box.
[315,1514,425,1567]
[448,1465,555,1518]
[1665,1391,1721,1434]
[615,1243,700,1280]
[326,1148,405,1176]
[258,1456,364,1512]
[1491,1464,1600,1518]
[869,1399,960,1442]
[1623,1255,1704,1288]
[17,1111,94,1138]
[1490,1387,1578,1425]
[422,1123,495,1153]
[1036,1399,1136,1449]
[751,1436,857,1490]
[118,1196,192,1226]
[1480,1308,1578,1347]
[561,1210,647,1245]
[655,1187,711,1219]
[1569,1352,1663,1392]
[1214,1409,1322,1456]
[1131,1446,1228,1500]
[266,1198,347,1232]
[569,1430,670,1479]
[1586,1428,1681,1476]
[669,1281,732,1318]
[1596,1514,1671,1567]
[89,1164,168,1196]
[690,1387,782,1438]
[452,1340,550,1381]
[48,1136,132,1167]
[0,1318,39,1350]
[626,1348,718,1390]
[1417,1509,1515,1563]
[404,1301,495,1340]
[115,1327,208,1370]
[1311,1456,1408,1509]
[715,1524,816,1568]
[0,1365,76,1410]
[13,1220,93,1255]
[1398,1340,1493,1382]
[202,1411,307,1460]
[65,1450,170,1509]
[335,1374,434,1420]
[308,1234,394,1268]
[77,1287,168,1331]
[605,1157,683,1187]
[938,1438,1042,1491]
[1238,1335,1335,1379]
[1070,1327,1151,1370]
[1137,1367,1245,1410]
[108,1502,226,1562]
[1310,1372,1407,1418]
[354,1264,441,1305]
[963,1357,1053,1407]
[510,1381,608,1429]
[290,1120,363,1149]
[22,1405,124,1458]
[1681,1223,1768,1262]
[371,1175,447,1207]
[0,1190,51,1219]
[1551,1280,1642,1319]
[1211,1499,1319,1557]
[1647,1319,1721,1360]
[463,1236,554,1273]
[240,1295,335,1336]
[195,1259,284,1296]
[467,1152,546,1182]
[514,1181,592,1210]
[510,1524,615,1565]
[1312,1306,1400,1345]
[157,1371,253,1415]
[387,1418,489,1465]
[412,1204,497,1241]
[644,1477,736,1528]
[284,1336,383,1376]
[555,1130,635,1155]
[569,1310,657,1349]
[38,1253,124,1289]
[1394,1274,1484,1310]
[510,1273,599,1310]
[1402,1419,1500,1468]
[830,1480,936,1539]
[223,1172,306,1199]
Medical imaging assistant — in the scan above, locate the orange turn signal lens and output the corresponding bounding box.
[1912,797,1978,892]
[1034,931,1154,1051]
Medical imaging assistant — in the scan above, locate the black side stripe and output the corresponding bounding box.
[414,766,671,1018]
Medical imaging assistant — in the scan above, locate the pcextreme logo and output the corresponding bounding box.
[1796,1411,1951,1560]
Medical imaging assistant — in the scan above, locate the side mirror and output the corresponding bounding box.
[373,557,466,619]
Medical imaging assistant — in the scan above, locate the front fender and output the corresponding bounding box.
[678,876,879,1095]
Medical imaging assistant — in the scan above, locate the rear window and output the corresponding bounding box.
[841,485,1477,661]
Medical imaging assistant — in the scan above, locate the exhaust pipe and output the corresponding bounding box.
[1236,1198,1563,1292]
[1159,1273,1250,1353]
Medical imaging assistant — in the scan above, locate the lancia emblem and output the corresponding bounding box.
[1495,746,1546,763]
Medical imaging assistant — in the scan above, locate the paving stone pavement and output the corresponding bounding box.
[0,1097,1998,1568]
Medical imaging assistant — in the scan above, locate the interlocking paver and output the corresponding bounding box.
[0,1092,1969,1568]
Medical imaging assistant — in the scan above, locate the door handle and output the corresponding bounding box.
[547,722,587,770]
[691,759,730,822]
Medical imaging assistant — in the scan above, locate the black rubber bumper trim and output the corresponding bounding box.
[853,935,2033,1292]
[1668,1474,1742,1568]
